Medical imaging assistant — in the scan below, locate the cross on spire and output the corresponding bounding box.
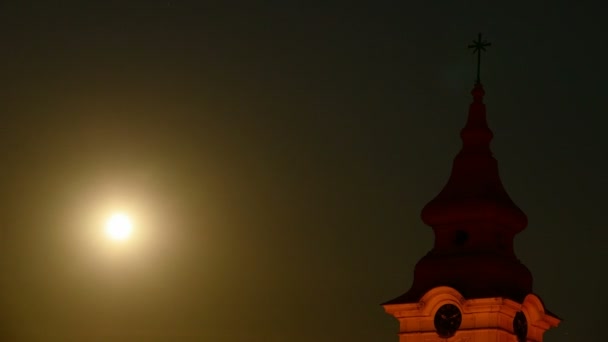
[468,33,491,84]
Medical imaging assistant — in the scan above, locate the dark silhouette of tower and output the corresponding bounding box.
[383,36,560,342]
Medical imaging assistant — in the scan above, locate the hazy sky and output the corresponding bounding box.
[0,1,606,341]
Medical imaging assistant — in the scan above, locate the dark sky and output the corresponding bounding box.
[0,1,606,341]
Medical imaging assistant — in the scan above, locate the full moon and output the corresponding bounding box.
[105,213,133,241]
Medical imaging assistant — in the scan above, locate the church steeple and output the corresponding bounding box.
[421,82,528,236]
[386,81,533,305]
[383,35,560,342]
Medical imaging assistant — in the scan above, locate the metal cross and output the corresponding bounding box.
[468,33,491,84]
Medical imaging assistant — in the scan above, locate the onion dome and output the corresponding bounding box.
[384,83,533,305]
[421,83,527,233]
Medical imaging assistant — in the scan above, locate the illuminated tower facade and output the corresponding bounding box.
[383,36,560,342]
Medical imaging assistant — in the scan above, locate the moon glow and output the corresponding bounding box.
[105,213,133,241]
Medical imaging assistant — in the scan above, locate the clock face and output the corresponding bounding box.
[434,304,462,338]
[513,311,528,342]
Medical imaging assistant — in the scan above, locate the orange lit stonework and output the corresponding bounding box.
[384,287,559,342]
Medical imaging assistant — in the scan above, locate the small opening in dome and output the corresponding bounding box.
[454,230,469,246]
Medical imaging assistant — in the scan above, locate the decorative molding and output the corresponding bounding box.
[423,337,470,342]
[386,286,559,341]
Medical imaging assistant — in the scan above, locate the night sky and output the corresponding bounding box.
[0,2,606,341]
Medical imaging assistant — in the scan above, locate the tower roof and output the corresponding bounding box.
[420,83,527,232]
[384,82,533,305]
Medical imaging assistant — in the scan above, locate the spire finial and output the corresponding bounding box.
[468,33,492,84]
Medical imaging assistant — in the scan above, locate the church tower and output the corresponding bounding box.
[383,35,560,342]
